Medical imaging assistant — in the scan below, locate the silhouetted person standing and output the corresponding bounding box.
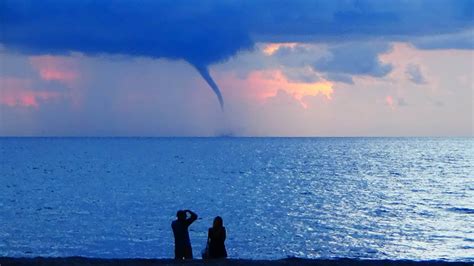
[207,216,227,259]
[172,209,198,260]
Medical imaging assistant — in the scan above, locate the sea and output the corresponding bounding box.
[0,137,473,261]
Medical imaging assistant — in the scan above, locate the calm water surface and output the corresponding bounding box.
[0,138,473,261]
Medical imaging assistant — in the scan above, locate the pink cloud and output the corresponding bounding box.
[0,77,60,108]
[29,55,86,107]
[29,55,79,85]
[385,95,395,109]
[217,69,333,108]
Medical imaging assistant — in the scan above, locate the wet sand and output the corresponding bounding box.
[0,257,471,266]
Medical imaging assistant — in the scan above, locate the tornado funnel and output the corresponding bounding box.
[194,64,224,110]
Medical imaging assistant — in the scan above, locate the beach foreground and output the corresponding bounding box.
[0,257,471,266]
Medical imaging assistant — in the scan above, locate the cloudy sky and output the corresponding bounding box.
[1,0,473,136]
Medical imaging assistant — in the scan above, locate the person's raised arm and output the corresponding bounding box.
[185,210,198,225]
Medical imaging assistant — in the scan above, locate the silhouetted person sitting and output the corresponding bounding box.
[207,216,227,259]
[172,209,198,260]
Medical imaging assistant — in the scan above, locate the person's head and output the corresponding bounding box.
[177,210,186,221]
[213,216,223,228]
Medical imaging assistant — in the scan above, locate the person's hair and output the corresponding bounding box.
[177,210,186,221]
[213,216,223,228]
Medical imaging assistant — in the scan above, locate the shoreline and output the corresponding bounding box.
[0,257,472,266]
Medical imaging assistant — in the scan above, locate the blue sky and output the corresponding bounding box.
[1,0,473,136]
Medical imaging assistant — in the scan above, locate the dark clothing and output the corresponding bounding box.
[172,212,197,259]
[174,243,192,260]
[208,227,227,259]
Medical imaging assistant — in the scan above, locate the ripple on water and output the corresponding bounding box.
[446,207,474,215]
[0,137,473,261]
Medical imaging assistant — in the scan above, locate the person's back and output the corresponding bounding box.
[172,210,198,260]
[208,216,227,259]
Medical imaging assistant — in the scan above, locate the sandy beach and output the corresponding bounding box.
[0,257,471,266]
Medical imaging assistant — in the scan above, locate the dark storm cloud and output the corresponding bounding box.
[0,0,253,66]
[1,0,473,106]
[2,0,473,62]
[313,42,393,78]
[412,30,474,50]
